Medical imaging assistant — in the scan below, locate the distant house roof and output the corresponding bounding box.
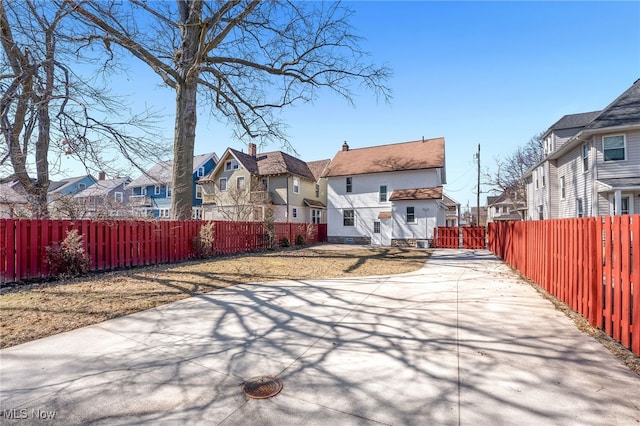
[74,177,131,198]
[322,138,445,177]
[0,183,28,204]
[486,195,501,206]
[210,148,327,181]
[442,194,460,207]
[389,186,443,201]
[48,176,96,194]
[128,152,217,187]
[583,78,640,131]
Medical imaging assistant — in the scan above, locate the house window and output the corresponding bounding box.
[582,144,589,172]
[560,176,565,199]
[197,167,205,177]
[292,207,298,218]
[537,205,543,220]
[603,135,626,161]
[261,178,268,191]
[293,177,300,194]
[114,192,123,203]
[577,198,584,217]
[346,177,352,193]
[343,209,355,226]
[535,171,539,189]
[406,206,416,223]
[312,209,321,224]
[167,185,172,197]
[196,184,203,199]
[154,185,161,195]
[219,178,227,191]
[253,207,263,221]
[315,183,320,198]
[78,183,86,191]
[373,221,381,234]
[621,197,630,215]
[379,185,388,202]
[237,176,245,190]
[540,167,545,187]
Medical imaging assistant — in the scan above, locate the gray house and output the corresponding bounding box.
[73,174,132,218]
[525,78,640,219]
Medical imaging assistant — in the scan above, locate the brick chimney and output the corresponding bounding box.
[342,141,349,151]
[248,142,257,158]
[98,171,106,180]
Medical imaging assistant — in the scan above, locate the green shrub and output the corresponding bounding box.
[46,229,90,278]
[295,234,306,245]
[279,237,290,248]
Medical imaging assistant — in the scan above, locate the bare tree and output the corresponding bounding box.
[1,0,168,218]
[208,175,259,221]
[484,132,545,211]
[67,0,391,220]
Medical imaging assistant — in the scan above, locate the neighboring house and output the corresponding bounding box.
[0,181,30,218]
[524,79,640,219]
[127,152,218,219]
[200,143,330,223]
[73,173,132,218]
[322,138,447,247]
[487,188,525,222]
[48,175,98,218]
[442,194,461,227]
[461,205,488,227]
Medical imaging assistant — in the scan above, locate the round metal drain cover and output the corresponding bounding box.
[242,376,283,399]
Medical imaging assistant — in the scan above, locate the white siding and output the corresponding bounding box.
[326,169,443,243]
[555,143,594,218]
[595,131,640,178]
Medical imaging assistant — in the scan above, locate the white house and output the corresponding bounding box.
[524,79,640,219]
[322,138,447,247]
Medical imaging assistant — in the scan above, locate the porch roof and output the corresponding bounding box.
[389,186,443,201]
[597,178,640,192]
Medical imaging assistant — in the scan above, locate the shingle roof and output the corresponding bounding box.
[48,176,95,194]
[306,159,331,181]
[389,186,443,201]
[546,111,601,133]
[322,138,445,177]
[128,152,217,187]
[0,184,28,204]
[74,177,131,198]
[584,78,640,130]
[442,194,460,207]
[228,148,318,181]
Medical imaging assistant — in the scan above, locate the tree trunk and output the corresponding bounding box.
[172,80,197,220]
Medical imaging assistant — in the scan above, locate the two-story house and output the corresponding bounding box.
[200,143,330,223]
[487,188,525,222]
[48,175,98,218]
[525,79,640,219]
[322,138,447,247]
[442,194,461,227]
[73,173,132,218]
[128,152,218,219]
[0,181,30,218]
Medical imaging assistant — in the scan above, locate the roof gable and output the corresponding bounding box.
[74,177,131,198]
[206,148,319,181]
[129,152,217,187]
[584,78,640,130]
[323,138,445,177]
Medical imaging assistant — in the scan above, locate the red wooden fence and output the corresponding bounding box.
[0,219,327,283]
[488,215,640,357]
[434,226,486,249]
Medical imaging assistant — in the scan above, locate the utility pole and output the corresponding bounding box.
[476,144,481,226]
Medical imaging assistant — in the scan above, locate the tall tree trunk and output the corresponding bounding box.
[172,80,197,220]
[171,0,202,221]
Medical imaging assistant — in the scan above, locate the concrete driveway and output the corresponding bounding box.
[1,250,639,425]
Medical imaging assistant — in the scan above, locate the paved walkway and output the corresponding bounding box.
[1,250,639,425]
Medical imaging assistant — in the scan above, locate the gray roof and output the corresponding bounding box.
[48,176,95,194]
[74,177,131,198]
[442,194,460,207]
[597,177,640,190]
[0,184,28,204]
[128,152,217,187]
[543,111,601,138]
[584,79,640,130]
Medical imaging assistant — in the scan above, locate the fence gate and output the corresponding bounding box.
[434,226,486,249]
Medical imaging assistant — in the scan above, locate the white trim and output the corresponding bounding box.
[219,177,227,191]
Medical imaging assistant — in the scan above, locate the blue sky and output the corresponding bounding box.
[64,1,640,210]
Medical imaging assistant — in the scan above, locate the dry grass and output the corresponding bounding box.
[0,247,429,349]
